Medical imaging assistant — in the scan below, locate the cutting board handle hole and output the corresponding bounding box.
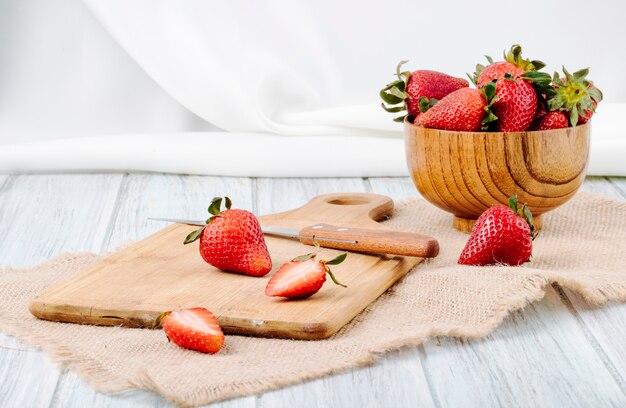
[326,198,369,206]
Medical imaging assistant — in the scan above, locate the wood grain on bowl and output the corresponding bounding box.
[405,122,590,232]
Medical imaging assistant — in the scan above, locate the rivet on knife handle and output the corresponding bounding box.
[298,223,439,258]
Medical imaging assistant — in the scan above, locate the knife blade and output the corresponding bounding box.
[148,217,439,258]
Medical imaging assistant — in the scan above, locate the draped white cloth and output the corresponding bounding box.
[0,0,624,176]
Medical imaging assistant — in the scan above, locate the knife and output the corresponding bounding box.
[148,217,439,258]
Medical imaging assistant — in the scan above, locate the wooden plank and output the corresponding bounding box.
[0,174,124,408]
[0,334,60,407]
[0,175,8,190]
[101,174,254,251]
[366,177,422,201]
[580,176,621,196]
[47,174,258,408]
[562,177,626,386]
[256,177,436,408]
[0,174,124,268]
[369,175,626,407]
[258,348,435,408]
[421,290,625,407]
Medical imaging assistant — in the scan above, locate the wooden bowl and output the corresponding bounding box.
[404,121,590,232]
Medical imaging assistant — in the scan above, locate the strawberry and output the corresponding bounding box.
[265,244,347,298]
[548,67,603,126]
[490,74,538,132]
[154,308,224,354]
[380,61,468,122]
[532,110,569,130]
[476,62,526,88]
[458,195,535,266]
[184,197,272,276]
[472,45,552,132]
[529,100,548,130]
[419,83,497,132]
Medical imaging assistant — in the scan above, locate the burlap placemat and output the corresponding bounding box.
[1,192,625,407]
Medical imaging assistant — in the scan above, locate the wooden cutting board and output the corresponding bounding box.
[29,193,425,340]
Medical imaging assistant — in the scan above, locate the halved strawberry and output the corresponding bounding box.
[154,308,224,354]
[265,245,347,298]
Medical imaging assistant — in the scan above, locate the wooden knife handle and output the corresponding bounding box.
[298,223,439,258]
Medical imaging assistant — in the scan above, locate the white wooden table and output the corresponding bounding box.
[1,174,625,407]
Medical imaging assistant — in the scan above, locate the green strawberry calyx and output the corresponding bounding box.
[508,195,538,240]
[183,196,232,245]
[469,44,552,96]
[504,44,546,72]
[152,311,169,329]
[380,60,414,123]
[418,96,438,113]
[291,240,348,287]
[547,67,603,127]
[480,82,499,131]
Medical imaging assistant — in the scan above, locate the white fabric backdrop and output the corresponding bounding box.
[0,0,624,176]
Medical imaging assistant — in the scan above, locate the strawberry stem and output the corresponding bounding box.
[379,60,412,122]
[291,240,322,261]
[325,267,347,288]
[184,196,233,244]
[152,311,170,329]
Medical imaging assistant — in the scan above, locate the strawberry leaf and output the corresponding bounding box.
[389,86,409,100]
[531,60,546,70]
[379,89,403,105]
[205,215,218,224]
[418,97,438,113]
[208,197,223,215]
[184,227,205,244]
[508,195,519,213]
[380,103,405,113]
[292,252,316,262]
[573,68,589,79]
[570,105,579,127]
[292,240,321,261]
[224,196,232,210]
[325,252,348,266]
[481,82,497,103]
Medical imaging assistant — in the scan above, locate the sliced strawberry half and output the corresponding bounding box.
[154,307,224,354]
[265,245,347,299]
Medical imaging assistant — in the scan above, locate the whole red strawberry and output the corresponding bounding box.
[419,83,497,132]
[381,61,468,122]
[458,195,535,266]
[184,197,272,276]
[154,308,224,354]
[265,244,347,298]
[473,45,552,132]
[490,75,538,132]
[548,67,603,126]
[533,110,569,130]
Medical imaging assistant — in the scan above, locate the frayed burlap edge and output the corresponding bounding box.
[2,256,623,407]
